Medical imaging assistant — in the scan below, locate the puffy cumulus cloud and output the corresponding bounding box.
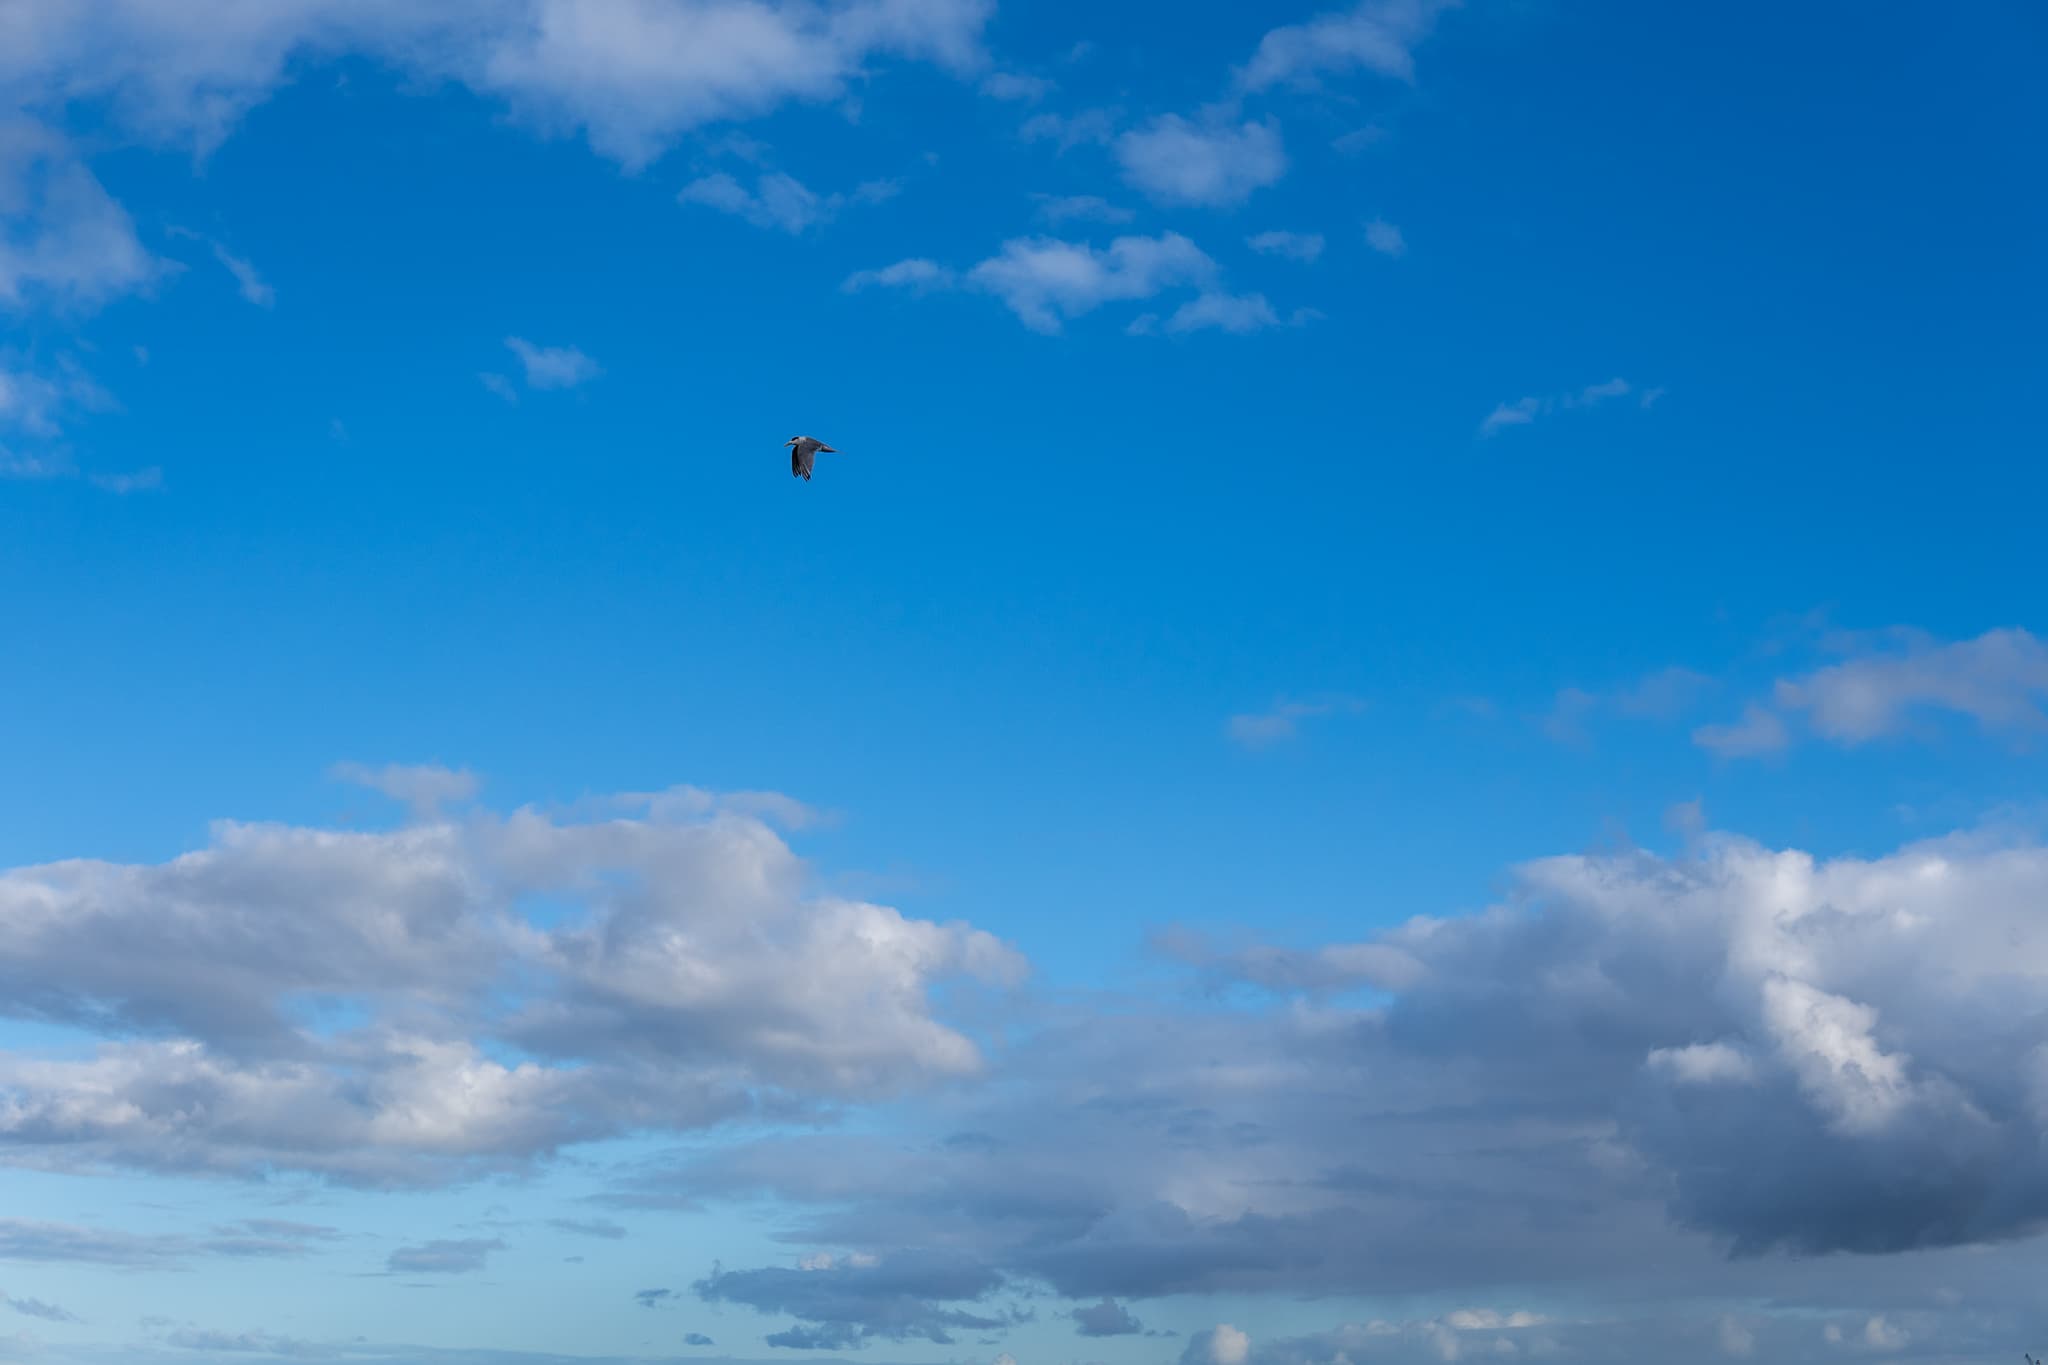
[504,337,600,391]
[694,1251,1016,1348]
[0,0,993,168]
[0,783,1023,1185]
[1724,626,2048,757]
[624,824,2048,1321]
[848,233,1228,335]
[1185,1324,1250,1365]
[1239,0,1458,91]
[1115,116,1286,208]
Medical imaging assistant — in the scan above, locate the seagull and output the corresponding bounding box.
[785,435,837,481]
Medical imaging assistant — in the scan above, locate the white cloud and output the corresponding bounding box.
[1694,627,2048,760]
[1239,0,1458,91]
[0,782,1025,1184]
[505,336,600,390]
[1164,290,1282,335]
[1247,230,1324,262]
[675,170,843,235]
[0,0,994,170]
[210,242,273,307]
[330,760,480,818]
[841,258,956,294]
[1647,1041,1758,1086]
[1115,115,1286,208]
[1364,216,1406,257]
[1693,703,1790,758]
[1777,626,2048,746]
[960,232,1218,333]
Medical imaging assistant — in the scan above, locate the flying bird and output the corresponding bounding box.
[786,435,837,481]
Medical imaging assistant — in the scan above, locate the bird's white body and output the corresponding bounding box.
[785,435,837,481]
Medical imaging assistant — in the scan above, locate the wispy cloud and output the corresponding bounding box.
[90,465,162,494]
[386,1238,504,1275]
[1019,109,1119,151]
[1246,230,1324,262]
[1479,377,1648,436]
[1543,665,1715,745]
[1695,626,2048,759]
[1226,695,1366,749]
[677,170,896,235]
[329,760,480,818]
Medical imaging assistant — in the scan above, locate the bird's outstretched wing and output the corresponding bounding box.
[794,445,816,480]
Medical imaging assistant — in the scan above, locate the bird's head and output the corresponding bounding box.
[784,436,802,447]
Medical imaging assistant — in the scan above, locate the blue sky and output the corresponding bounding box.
[1,1,2047,1363]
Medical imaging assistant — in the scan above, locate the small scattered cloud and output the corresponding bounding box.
[385,1238,503,1275]
[635,1288,673,1309]
[678,170,879,235]
[684,1332,715,1346]
[1239,0,1457,90]
[1480,377,1647,436]
[1072,1299,1144,1337]
[851,232,1222,335]
[1364,217,1406,257]
[479,371,519,403]
[1693,703,1791,759]
[1161,290,1282,335]
[841,258,956,295]
[167,227,274,308]
[1227,695,1366,749]
[4,1295,79,1324]
[1246,230,1324,262]
[330,760,480,818]
[548,1218,625,1241]
[505,337,600,392]
[1544,666,1715,744]
[1115,115,1287,208]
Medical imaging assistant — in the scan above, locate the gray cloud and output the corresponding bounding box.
[0,1219,187,1267]
[549,1218,626,1241]
[5,1293,79,1323]
[622,823,2048,1319]
[1070,1299,1143,1336]
[387,1238,504,1275]
[695,1253,1011,1348]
